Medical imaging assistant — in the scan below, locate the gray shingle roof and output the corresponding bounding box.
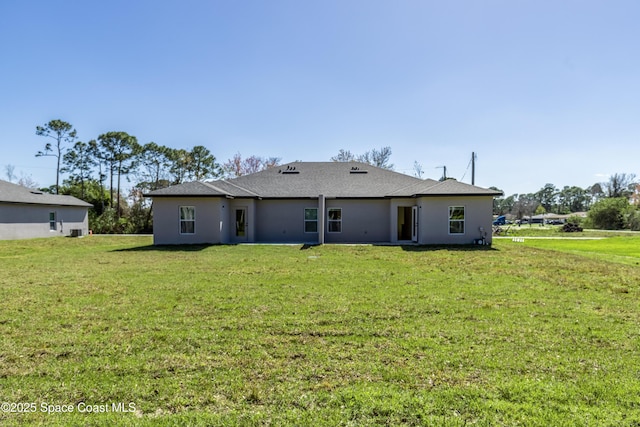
[388,177,503,197]
[0,179,93,207]
[146,162,502,199]
[227,162,426,198]
[143,181,227,197]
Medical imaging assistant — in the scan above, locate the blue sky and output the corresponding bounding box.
[1,0,639,196]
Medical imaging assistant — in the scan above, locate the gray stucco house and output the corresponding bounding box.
[0,179,92,240]
[146,162,502,246]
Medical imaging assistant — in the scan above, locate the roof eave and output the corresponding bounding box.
[144,194,241,198]
[0,200,92,207]
[412,193,503,197]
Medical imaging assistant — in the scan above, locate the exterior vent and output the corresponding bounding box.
[279,165,300,174]
[70,229,83,237]
[350,166,368,174]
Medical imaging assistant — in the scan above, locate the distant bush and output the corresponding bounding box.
[566,215,584,226]
[562,223,583,232]
[90,208,132,234]
[627,210,640,231]
[586,198,631,230]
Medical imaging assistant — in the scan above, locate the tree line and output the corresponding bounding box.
[493,173,640,230]
[23,121,396,234]
[23,119,289,234]
[8,120,639,232]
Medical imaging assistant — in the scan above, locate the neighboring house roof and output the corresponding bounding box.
[0,179,93,207]
[530,212,588,220]
[146,162,503,199]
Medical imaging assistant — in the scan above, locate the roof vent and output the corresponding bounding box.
[30,190,44,195]
[350,166,368,174]
[280,165,299,174]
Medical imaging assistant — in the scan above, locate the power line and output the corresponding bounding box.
[460,156,473,182]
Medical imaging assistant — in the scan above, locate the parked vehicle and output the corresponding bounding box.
[493,215,506,226]
[546,219,564,225]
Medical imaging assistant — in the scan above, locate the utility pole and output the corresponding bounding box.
[437,165,447,181]
[471,152,476,186]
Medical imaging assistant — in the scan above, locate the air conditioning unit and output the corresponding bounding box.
[70,229,83,237]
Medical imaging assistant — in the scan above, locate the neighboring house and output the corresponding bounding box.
[0,179,92,240]
[145,162,503,246]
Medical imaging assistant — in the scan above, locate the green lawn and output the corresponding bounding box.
[502,235,640,267]
[0,237,639,426]
[494,224,640,238]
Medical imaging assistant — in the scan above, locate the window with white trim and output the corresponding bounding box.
[304,208,318,233]
[327,208,342,233]
[49,212,56,231]
[180,206,195,234]
[449,206,465,234]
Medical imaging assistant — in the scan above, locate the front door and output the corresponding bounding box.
[235,208,247,241]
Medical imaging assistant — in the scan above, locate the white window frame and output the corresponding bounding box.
[449,206,465,235]
[304,208,318,233]
[49,211,57,231]
[179,206,196,235]
[327,208,342,233]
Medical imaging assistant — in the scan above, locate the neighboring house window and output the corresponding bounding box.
[304,208,318,233]
[327,208,342,233]
[180,206,195,234]
[449,206,465,234]
[49,212,56,231]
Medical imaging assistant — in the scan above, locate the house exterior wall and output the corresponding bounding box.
[150,195,496,246]
[254,199,318,243]
[0,203,88,240]
[324,199,390,243]
[246,198,391,244]
[152,197,222,245]
[417,196,494,245]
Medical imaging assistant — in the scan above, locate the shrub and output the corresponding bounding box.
[587,198,632,230]
[627,209,640,231]
[90,208,130,234]
[566,215,584,226]
[562,223,583,232]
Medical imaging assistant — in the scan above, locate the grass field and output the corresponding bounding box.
[494,224,640,238]
[0,236,639,426]
[505,235,640,267]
